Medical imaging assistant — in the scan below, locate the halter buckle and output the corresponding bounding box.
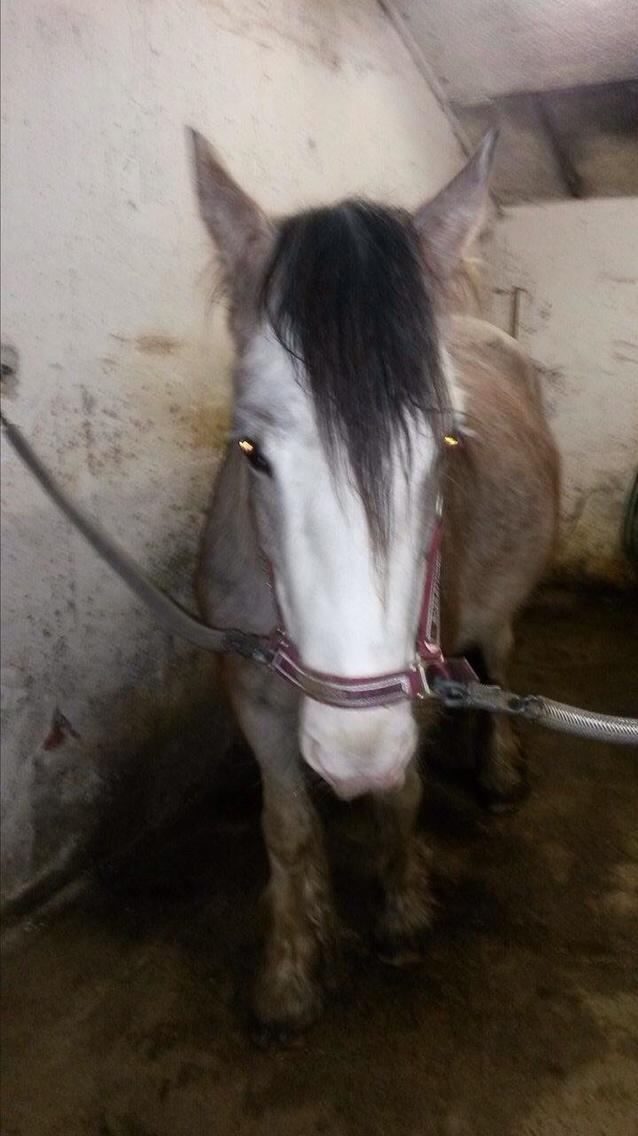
[412,658,432,700]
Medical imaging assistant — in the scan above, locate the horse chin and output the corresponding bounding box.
[328,767,407,801]
[306,755,408,801]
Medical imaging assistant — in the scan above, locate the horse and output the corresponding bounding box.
[189,128,560,1034]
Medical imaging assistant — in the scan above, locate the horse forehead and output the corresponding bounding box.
[237,326,313,433]
[237,324,438,489]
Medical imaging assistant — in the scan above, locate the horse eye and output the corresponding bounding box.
[238,438,272,475]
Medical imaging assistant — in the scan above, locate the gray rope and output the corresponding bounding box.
[532,697,638,744]
[0,411,262,657]
[434,680,638,747]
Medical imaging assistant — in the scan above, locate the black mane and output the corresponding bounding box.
[260,200,446,548]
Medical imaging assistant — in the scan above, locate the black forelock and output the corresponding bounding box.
[259,199,446,549]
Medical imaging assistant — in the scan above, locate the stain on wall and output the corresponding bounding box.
[133,334,182,356]
[485,197,638,585]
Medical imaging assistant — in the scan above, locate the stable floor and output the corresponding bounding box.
[2,588,638,1136]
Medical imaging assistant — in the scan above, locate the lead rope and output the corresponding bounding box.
[432,678,638,746]
[0,410,266,657]
[2,411,637,745]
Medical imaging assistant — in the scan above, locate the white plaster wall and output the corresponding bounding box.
[0,0,462,904]
[389,0,638,102]
[485,198,638,582]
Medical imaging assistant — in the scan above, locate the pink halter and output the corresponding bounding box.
[260,503,475,709]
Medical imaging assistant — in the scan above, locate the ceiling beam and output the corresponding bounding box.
[534,94,584,199]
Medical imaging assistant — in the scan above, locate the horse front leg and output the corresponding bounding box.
[227,659,338,1035]
[476,623,529,813]
[372,760,434,964]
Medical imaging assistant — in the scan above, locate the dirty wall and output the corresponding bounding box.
[486,198,638,583]
[0,0,463,907]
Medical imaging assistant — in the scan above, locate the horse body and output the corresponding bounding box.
[191,130,559,1032]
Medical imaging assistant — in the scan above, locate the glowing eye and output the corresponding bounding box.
[443,433,460,447]
[238,438,272,474]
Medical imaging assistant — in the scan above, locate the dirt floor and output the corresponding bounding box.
[2,588,638,1136]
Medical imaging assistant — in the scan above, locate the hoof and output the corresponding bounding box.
[375,936,428,968]
[250,992,325,1043]
[251,944,330,1040]
[374,881,434,968]
[250,1018,308,1049]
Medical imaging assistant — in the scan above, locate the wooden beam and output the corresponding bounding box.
[535,95,584,199]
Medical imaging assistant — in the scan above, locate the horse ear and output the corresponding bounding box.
[414,130,498,278]
[188,127,270,282]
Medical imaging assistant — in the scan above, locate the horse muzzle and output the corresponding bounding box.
[300,700,418,799]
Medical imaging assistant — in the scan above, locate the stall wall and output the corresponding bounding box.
[485,198,638,583]
[0,0,462,906]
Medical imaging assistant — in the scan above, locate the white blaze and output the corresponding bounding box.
[236,328,439,797]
